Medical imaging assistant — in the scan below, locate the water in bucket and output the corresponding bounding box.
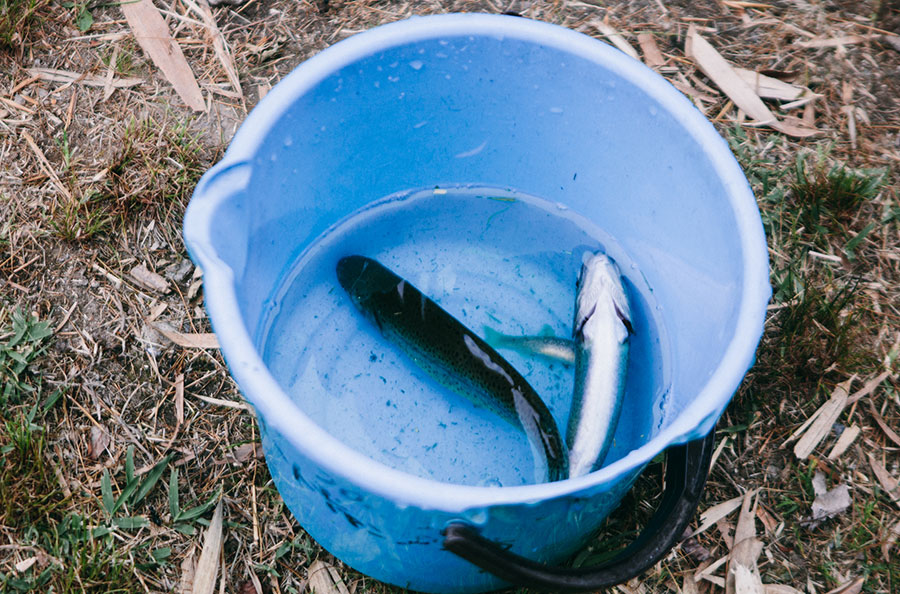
[257,186,672,486]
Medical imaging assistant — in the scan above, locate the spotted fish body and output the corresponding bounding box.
[336,255,567,483]
[567,252,632,478]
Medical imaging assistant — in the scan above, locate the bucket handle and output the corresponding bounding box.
[442,429,716,593]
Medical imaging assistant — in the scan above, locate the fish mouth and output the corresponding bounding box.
[336,255,369,294]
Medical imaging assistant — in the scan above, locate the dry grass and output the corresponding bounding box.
[1,0,899,593]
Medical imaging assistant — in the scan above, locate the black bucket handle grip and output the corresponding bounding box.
[442,429,716,593]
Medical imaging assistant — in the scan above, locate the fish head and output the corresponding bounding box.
[337,256,405,324]
[575,252,633,340]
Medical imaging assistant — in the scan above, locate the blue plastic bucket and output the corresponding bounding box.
[183,13,770,594]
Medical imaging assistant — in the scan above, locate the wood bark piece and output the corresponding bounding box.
[120,0,205,112]
[685,25,818,137]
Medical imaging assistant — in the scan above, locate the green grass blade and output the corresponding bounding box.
[112,516,148,530]
[131,454,173,507]
[100,471,114,516]
[168,467,180,520]
[125,445,135,485]
[174,486,221,523]
[113,475,141,515]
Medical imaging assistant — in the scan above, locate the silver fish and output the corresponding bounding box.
[567,252,632,478]
[482,325,576,366]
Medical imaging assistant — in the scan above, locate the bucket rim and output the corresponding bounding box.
[184,12,771,510]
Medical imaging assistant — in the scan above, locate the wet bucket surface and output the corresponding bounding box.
[184,13,770,594]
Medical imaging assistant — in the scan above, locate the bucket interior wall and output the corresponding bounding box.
[206,33,744,451]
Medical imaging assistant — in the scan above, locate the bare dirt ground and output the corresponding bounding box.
[1,1,899,593]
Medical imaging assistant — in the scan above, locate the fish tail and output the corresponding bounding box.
[481,325,508,349]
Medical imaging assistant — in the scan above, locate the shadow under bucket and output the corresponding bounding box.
[183,13,770,594]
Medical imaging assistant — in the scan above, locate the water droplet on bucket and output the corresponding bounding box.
[549,107,563,114]
[409,60,423,70]
[649,106,658,116]
[283,136,293,147]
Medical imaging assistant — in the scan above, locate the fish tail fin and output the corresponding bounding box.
[482,325,507,348]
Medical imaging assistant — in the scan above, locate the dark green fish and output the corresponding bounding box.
[336,255,567,483]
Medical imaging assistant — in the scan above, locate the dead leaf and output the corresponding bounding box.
[869,401,900,447]
[795,35,879,48]
[765,586,805,594]
[637,32,666,67]
[733,68,814,102]
[681,528,713,562]
[682,573,701,594]
[153,323,220,349]
[885,35,900,53]
[183,0,243,99]
[120,0,205,111]
[193,498,223,594]
[88,425,110,459]
[22,131,72,201]
[733,563,764,594]
[691,492,749,538]
[810,472,851,521]
[846,370,891,404]
[823,577,864,594]
[755,504,779,534]
[726,492,761,594]
[867,454,900,507]
[590,18,640,60]
[794,379,853,459]
[883,518,900,561]
[15,556,38,573]
[175,373,185,426]
[180,549,196,594]
[224,442,264,464]
[685,26,819,137]
[27,67,143,89]
[307,560,351,594]
[827,424,860,460]
[130,264,170,293]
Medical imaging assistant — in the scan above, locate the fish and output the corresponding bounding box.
[336,255,567,482]
[482,325,576,367]
[566,251,632,478]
